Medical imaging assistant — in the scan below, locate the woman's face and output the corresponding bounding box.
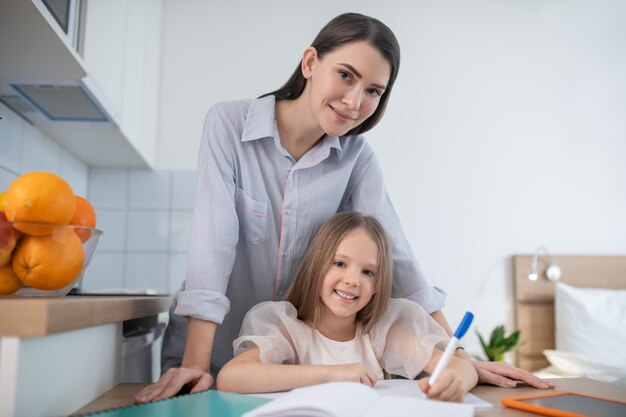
[303,41,392,137]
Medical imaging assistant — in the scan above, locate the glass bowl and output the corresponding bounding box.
[0,220,102,297]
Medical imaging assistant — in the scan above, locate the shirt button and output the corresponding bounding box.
[285,209,291,215]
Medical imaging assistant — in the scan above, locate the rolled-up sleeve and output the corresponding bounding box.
[342,143,446,313]
[175,107,240,323]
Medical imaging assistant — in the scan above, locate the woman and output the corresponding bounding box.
[136,12,551,403]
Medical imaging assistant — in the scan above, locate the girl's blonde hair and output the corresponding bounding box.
[285,211,393,333]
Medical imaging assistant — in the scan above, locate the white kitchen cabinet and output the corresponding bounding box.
[80,0,128,123]
[81,0,163,167]
[0,0,162,168]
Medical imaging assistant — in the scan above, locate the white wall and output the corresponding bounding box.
[156,0,626,356]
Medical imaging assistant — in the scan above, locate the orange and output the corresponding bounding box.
[12,225,85,291]
[0,191,7,212]
[5,172,75,236]
[0,265,22,295]
[0,212,21,267]
[69,195,97,242]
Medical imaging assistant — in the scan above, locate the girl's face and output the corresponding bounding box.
[319,228,378,323]
[303,41,392,137]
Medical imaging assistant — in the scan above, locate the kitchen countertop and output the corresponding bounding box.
[0,295,171,337]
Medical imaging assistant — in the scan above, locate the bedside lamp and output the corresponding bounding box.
[528,246,561,282]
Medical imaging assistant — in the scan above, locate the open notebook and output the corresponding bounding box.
[252,379,493,410]
[244,380,492,417]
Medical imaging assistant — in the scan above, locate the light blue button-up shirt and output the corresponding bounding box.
[164,95,446,371]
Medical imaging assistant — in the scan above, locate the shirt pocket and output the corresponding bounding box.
[234,187,269,244]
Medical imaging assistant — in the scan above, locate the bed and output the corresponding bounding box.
[512,255,626,383]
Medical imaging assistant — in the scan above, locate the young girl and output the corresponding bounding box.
[216,212,478,402]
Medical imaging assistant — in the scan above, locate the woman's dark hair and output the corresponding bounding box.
[260,12,400,136]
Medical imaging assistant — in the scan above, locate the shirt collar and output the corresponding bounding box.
[241,95,276,142]
[318,134,342,158]
[241,95,343,157]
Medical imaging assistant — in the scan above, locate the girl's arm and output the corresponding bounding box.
[217,347,377,393]
[417,347,478,402]
[135,318,217,402]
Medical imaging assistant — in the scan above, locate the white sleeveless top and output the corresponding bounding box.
[233,298,450,379]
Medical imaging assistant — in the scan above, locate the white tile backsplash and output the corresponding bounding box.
[95,209,127,251]
[168,253,187,294]
[0,102,23,174]
[2,98,186,296]
[126,210,170,251]
[89,168,197,293]
[19,125,45,173]
[1,107,210,295]
[59,149,89,196]
[125,253,168,293]
[169,211,193,252]
[1,102,197,295]
[40,134,61,173]
[89,169,129,209]
[129,170,171,209]
[0,167,17,191]
[171,170,197,209]
[1,103,88,195]
[82,253,125,291]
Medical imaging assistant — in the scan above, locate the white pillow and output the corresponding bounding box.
[554,282,626,375]
[543,349,626,385]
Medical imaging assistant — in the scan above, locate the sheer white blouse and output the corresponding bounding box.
[233,298,450,379]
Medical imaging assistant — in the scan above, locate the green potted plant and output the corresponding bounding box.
[476,325,521,362]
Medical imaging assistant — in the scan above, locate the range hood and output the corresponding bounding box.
[0,0,151,168]
[0,76,119,126]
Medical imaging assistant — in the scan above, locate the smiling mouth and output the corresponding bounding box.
[334,289,358,300]
[329,105,356,121]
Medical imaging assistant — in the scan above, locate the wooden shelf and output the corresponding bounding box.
[0,295,171,337]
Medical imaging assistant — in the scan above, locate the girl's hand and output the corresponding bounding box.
[326,363,378,387]
[418,369,464,402]
[134,367,214,403]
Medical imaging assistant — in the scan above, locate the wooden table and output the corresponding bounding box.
[73,377,626,416]
[471,378,625,416]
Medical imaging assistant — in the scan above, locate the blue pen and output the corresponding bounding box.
[428,311,474,386]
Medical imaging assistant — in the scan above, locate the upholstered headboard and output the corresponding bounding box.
[512,255,626,371]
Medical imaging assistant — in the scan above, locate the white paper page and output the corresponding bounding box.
[372,379,426,399]
[248,381,417,402]
[372,379,493,409]
[249,380,493,412]
[364,396,474,417]
[243,382,379,417]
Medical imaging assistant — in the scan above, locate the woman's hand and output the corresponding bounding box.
[472,360,555,389]
[418,369,464,402]
[134,367,214,403]
[326,363,378,387]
